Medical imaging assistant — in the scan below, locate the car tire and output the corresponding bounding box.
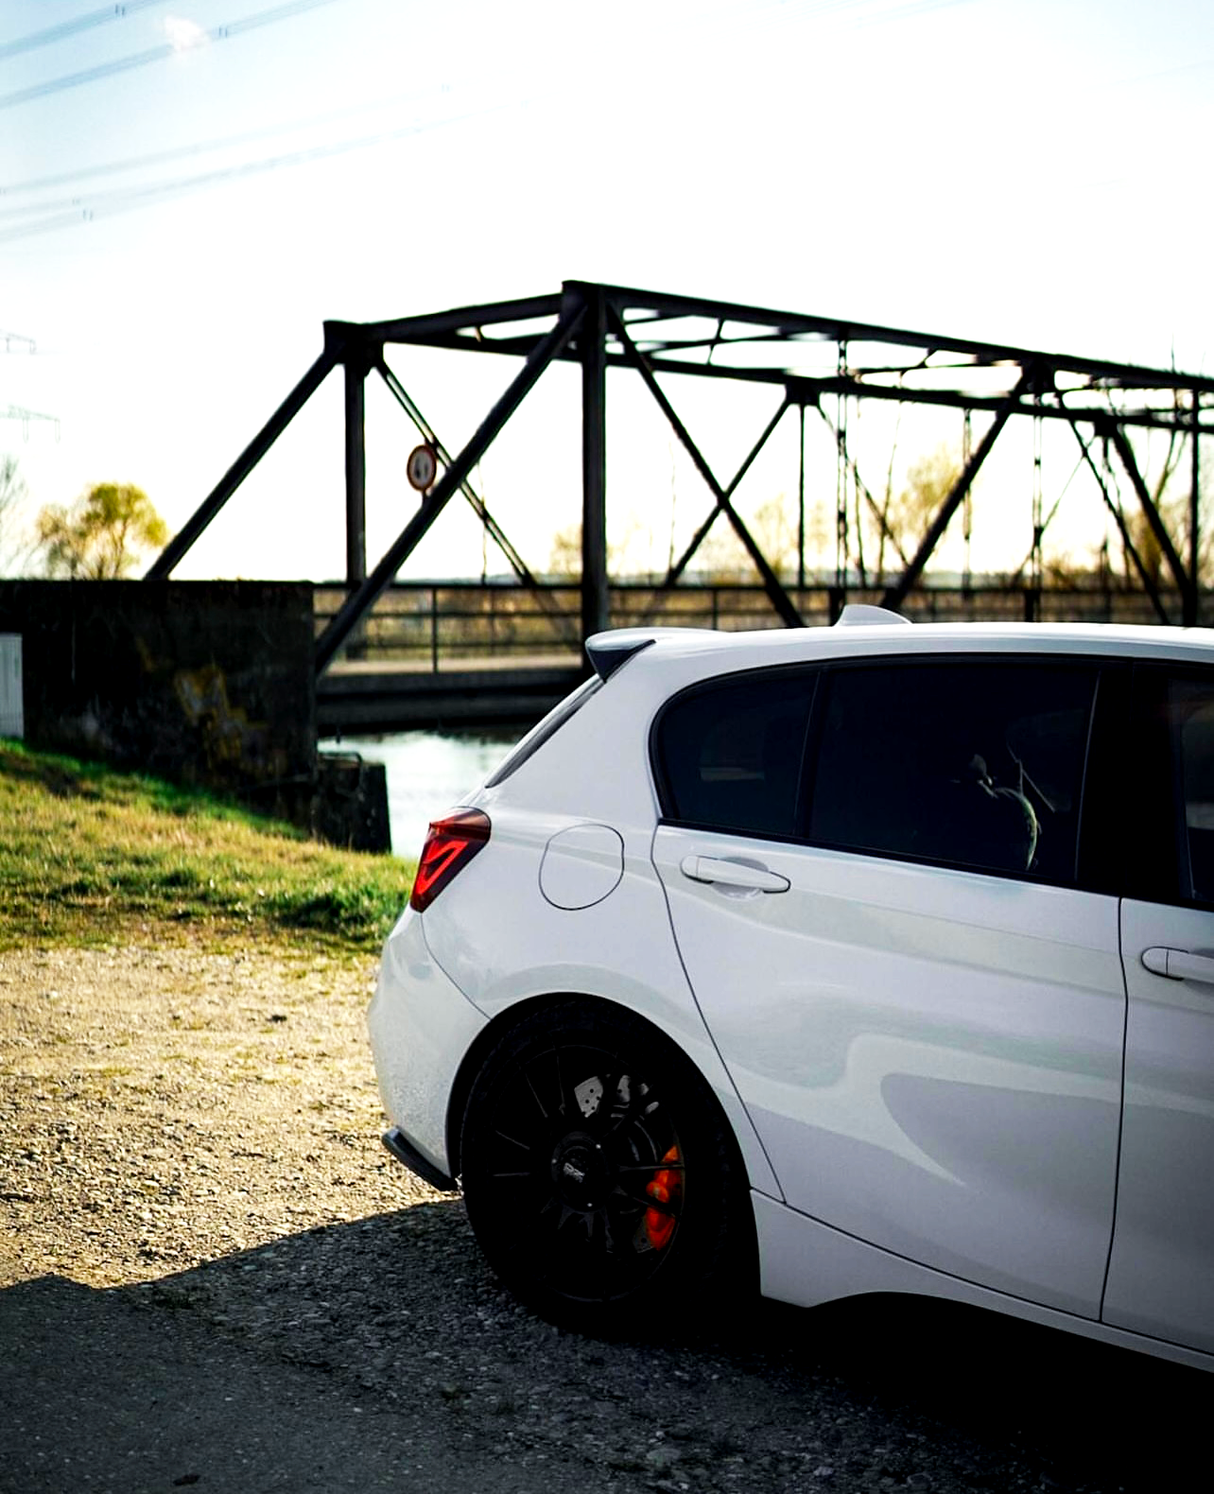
[460,1000,755,1335]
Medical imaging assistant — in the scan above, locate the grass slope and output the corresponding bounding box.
[0,742,414,953]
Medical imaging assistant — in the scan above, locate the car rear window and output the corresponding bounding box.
[654,670,816,839]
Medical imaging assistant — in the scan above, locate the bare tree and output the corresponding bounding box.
[694,494,827,582]
[0,455,29,574]
[1120,431,1206,587]
[546,521,640,578]
[873,444,962,585]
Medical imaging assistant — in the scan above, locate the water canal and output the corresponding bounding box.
[320,730,519,858]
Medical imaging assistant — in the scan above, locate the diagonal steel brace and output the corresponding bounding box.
[607,303,802,628]
[315,297,586,673]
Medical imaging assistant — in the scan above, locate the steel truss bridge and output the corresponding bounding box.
[148,281,1214,730]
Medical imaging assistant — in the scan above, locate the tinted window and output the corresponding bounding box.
[656,671,815,839]
[808,661,1098,883]
[1168,675,1214,902]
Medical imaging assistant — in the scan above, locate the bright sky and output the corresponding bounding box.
[2,0,1213,584]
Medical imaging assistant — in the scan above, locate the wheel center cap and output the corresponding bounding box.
[551,1131,606,1208]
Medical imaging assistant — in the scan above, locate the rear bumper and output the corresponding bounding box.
[367,907,489,1182]
[382,1126,459,1193]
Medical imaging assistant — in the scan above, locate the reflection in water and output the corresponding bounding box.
[320,730,517,857]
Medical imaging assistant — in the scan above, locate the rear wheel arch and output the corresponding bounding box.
[451,992,759,1331]
[446,992,743,1181]
[445,993,567,1179]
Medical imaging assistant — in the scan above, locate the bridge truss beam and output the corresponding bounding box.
[148,281,1214,666]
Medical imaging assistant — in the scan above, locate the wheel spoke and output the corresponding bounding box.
[612,1178,678,1215]
[491,1124,538,1155]
[589,1209,622,1302]
[490,1059,561,1158]
[554,1046,583,1123]
[522,1065,551,1123]
[535,1191,561,1228]
[603,1083,659,1140]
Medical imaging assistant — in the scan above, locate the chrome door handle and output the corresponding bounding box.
[1141,946,1214,985]
[679,855,790,893]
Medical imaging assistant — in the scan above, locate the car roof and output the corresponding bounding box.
[586,611,1214,682]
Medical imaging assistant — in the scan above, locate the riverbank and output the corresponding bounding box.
[0,742,413,952]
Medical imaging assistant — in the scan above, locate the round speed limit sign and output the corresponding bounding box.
[406,443,438,492]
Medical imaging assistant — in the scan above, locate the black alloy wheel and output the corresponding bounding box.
[460,1001,754,1334]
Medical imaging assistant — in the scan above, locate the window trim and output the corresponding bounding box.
[1074,662,1133,898]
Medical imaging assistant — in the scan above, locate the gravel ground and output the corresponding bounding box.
[1,941,1207,1494]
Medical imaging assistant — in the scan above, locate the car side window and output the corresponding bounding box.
[654,670,815,839]
[806,660,1098,884]
[1168,676,1214,903]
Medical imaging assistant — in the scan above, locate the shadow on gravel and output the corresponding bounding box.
[0,1270,435,1494]
[2,1197,1206,1494]
[746,1292,1208,1491]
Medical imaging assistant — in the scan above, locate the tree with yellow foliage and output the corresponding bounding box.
[36,483,169,579]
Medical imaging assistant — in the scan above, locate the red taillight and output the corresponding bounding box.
[409,809,491,912]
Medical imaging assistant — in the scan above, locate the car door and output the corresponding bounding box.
[651,655,1126,1318]
[1103,666,1214,1354]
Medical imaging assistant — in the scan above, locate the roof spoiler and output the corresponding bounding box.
[586,627,716,681]
[834,604,911,627]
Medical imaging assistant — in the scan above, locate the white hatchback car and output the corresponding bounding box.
[368,609,1214,1369]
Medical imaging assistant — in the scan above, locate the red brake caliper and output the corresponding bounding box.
[644,1145,682,1250]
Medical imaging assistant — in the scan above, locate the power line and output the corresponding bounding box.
[0,1,163,62]
[1,115,332,201]
[0,78,455,203]
[0,0,348,112]
[0,0,970,114]
[0,94,520,243]
[0,0,979,236]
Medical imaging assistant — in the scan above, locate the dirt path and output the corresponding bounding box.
[0,942,1204,1493]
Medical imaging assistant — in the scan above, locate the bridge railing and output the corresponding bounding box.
[314,579,1198,670]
